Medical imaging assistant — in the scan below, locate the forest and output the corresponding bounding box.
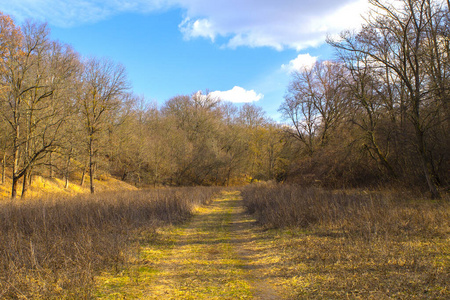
[0,0,449,199]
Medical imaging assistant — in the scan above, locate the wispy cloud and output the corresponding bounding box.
[179,17,216,41]
[0,0,164,27]
[210,86,263,103]
[0,0,369,49]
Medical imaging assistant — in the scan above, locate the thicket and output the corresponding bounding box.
[280,0,450,197]
[0,186,220,298]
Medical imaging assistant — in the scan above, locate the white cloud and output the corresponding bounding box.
[176,0,370,50]
[209,86,263,103]
[281,53,318,73]
[0,0,370,49]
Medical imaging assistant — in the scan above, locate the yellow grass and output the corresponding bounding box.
[1,185,448,298]
[0,173,137,200]
[0,187,218,298]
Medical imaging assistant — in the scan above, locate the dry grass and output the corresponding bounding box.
[242,184,449,238]
[0,173,138,200]
[241,183,450,299]
[0,187,220,299]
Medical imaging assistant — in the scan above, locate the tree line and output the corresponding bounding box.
[0,13,290,198]
[281,0,449,198]
[1,0,449,199]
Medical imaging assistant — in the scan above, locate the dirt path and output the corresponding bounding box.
[95,191,285,299]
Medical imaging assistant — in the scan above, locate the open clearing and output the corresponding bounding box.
[94,190,450,299]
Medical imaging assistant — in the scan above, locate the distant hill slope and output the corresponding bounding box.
[0,172,137,200]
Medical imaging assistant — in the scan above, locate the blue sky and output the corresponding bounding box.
[0,0,369,120]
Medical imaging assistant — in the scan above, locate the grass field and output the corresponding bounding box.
[0,173,138,200]
[0,184,448,299]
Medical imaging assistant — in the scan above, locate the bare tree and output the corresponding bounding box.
[79,58,129,194]
[0,16,79,198]
[329,0,446,198]
[336,39,399,178]
[279,61,347,155]
[19,23,79,198]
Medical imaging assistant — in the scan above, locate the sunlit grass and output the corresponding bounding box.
[0,172,138,200]
[3,184,447,298]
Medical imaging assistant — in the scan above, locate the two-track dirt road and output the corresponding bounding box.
[95,191,286,299]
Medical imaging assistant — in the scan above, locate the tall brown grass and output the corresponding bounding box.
[0,187,220,299]
[242,183,450,238]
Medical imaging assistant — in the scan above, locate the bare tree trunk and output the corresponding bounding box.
[11,176,19,199]
[89,135,95,194]
[415,126,440,199]
[80,169,86,186]
[1,151,5,185]
[368,133,397,178]
[80,158,89,187]
[11,127,20,199]
[421,158,439,198]
[65,174,69,189]
[49,152,54,178]
[64,148,72,189]
[21,169,28,199]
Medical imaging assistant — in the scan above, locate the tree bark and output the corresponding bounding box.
[11,123,20,199]
[80,158,89,186]
[80,169,86,186]
[49,152,54,178]
[11,176,19,199]
[415,125,440,199]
